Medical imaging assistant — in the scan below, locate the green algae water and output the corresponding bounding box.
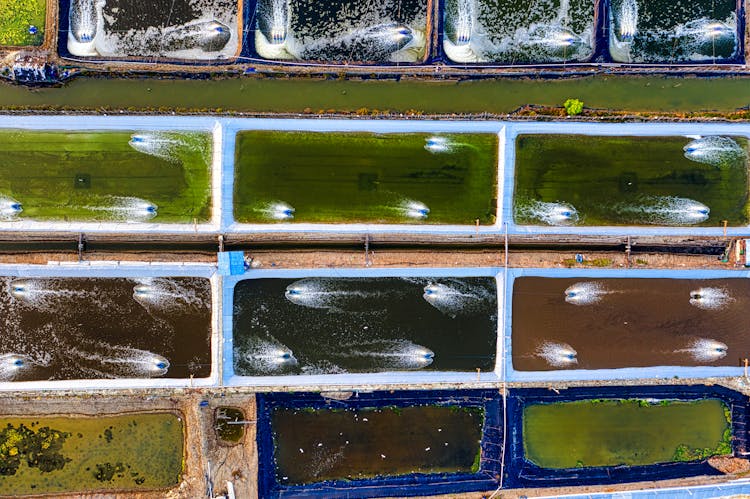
[234,131,497,224]
[0,412,184,494]
[4,76,750,114]
[272,406,484,484]
[0,130,211,223]
[523,399,730,469]
[514,134,750,226]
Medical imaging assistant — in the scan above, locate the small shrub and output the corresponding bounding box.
[563,98,584,116]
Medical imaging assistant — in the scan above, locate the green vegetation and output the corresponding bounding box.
[0,130,211,223]
[0,414,183,494]
[0,0,45,46]
[563,99,584,116]
[470,449,482,473]
[234,131,497,225]
[523,399,730,469]
[563,258,613,268]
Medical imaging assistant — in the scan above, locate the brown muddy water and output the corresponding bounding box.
[0,277,211,380]
[512,277,750,371]
[272,406,484,484]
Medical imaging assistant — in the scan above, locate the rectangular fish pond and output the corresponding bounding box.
[0,0,45,46]
[505,384,748,488]
[443,0,596,64]
[233,131,498,225]
[0,129,212,225]
[0,412,183,495]
[509,269,750,376]
[513,134,750,228]
[257,389,502,498]
[251,0,429,63]
[0,264,215,388]
[608,0,741,63]
[226,269,499,385]
[64,0,240,60]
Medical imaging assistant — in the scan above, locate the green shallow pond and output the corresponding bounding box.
[514,134,750,226]
[273,406,485,484]
[523,399,731,469]
[0,412,184,495]
[0,130,211,223]
[5,76,750,114]
[234,131,497,224]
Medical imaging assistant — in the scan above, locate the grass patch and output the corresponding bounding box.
[563,258,613,267]
[0,0,45,46]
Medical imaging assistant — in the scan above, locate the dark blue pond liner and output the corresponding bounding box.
[256,389,502,499]
[503,384,750,489]
[57,0,252,65]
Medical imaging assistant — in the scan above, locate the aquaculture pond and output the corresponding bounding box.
[514,134,749,227]
[512,276,750,371]
[608,0,739,63]
[232,277,498,375]
[67,0,239,59]
[272,405,484,484]
[523,398,731,468]
[0,130,211,223]
[0,276,212,380]
[0,412,183,494]
[0,0,45,46]
[443,0,595,64]
[234,132,497,224]
[254,0,427,62]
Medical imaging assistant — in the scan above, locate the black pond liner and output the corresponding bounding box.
[57,0,250,65]
[504,384,750,489]
[256,389,502,498]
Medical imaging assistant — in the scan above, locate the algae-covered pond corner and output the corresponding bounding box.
[522,398,731,469]
[0,412,184,494]
[0,129,212,224]
[234,131,497,225]
[0,0,45,47]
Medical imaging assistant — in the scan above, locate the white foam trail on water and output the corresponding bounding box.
[536,341,578,368]
[422,280,492,317]
[0,195,22,221]
[564,281,608,305]
[683,136,746,167]
[284,278,374,310]
[0,353,39,381]
[614,196,709,225]
[242,337,298,373]
[160,20,231,52]
[675,18,735,43]
[334,340,434,370]
[689,287,734,310]
[132,277,209,313]
[71,346,170,378]
[397,199,430,220]
[618,0,638,40]
[424,136,453,154]
[129,132,186,163]
[516,200,579,226]
[83,196,158,222]
[676,338,728,362]
[254,201,295,221]
[8,278,91,309]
